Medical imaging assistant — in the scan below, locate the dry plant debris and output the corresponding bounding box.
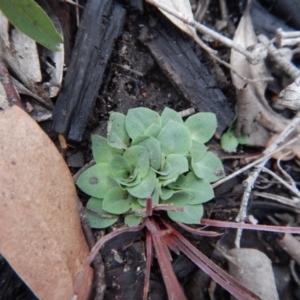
[0,106,93,300]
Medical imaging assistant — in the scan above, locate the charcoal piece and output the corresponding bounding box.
[139,21,233,135]
[51,0,126,141]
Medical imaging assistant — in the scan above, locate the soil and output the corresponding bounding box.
[1,0,300,300]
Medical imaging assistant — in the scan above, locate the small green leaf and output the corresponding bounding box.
[107,112,130,149]
[0,0,63,51]
[184,172,214,204]
[192,152,225,182]
[155,162,171,176]
[86,198,118,229]
[102,187,133,214]
[160,154,188,180]
[114,169,141,186]
[185,113,217,143]
[236,134,249,145]
[76,163,118,198]
[161,107,183,126]
[91,134,123,163]
[144,123,161,138]
[220,132,239,153]
[127,169,156,198]
[160,187,174,200]
[167,204,203,224]
[124,145,150,178]
[109,155,132,177]
[168,174,186,190]
[124,214,143,227]
[132,135,162,170]
[125,108,162,139]
[157,120,192,155]
[190,140,207,161]
[163,191,192,206]
[151,179,160,206]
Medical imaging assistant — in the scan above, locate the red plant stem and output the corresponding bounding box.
[176,222,222,237]
[150,223,187,300]
[201,218,300,233]
[146,197,153,217]
[0,58,23,109]
[169,226,261,300]
[143,230,152,300]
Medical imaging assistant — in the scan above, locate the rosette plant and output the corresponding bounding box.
[76,107,224,228]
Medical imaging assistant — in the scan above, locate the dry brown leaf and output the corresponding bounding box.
[0,106,92,300]
[230,2,286,136]
[228,248,279,300]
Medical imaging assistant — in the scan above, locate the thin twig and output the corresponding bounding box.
[146,0,257,63]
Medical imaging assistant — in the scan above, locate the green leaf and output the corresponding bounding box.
[185,113,217,143]
[124,214,143,227]
[157,120,192,155]
[168,174,186,190]
[109,155,132,177]
[192,152,225,182]
[144,123,161,138]
[155,162,171,176]
[161,107,183,126]
[236,134,249,145]
[183,172,214,204]
[114,170,141,186]
[151,179,160,206]
[160,154,188,180]
[76,163,118,198]
[107,112,130,149]
[190,140,207,161]
[102,187,133,214]
[91,134,123,163]
[220,132,238,153]
[163,191,192,206]
[0,0,63,51]
[127,169,156,198]
[125,108,162,139]
[167,204,204,224]
[124,145,150,178]
[132,135,162,170]
[86,198,118,229]
[160,187,174,200]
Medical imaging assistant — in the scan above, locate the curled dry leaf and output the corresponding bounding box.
[230,2,286,136]
[0,106,92,300]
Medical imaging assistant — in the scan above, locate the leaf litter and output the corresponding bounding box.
[1,0,300,299]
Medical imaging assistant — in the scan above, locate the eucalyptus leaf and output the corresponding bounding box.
[160,154,188,180]
[0,0,63,51]
[107,112,130,149]
[157,120,191,155]
[185,113,217,143]
[102,187,133,214]
[132,135,161,170]
[124,145,150,178]
[167,204,204,224]
[125,107,162,139]
[127,169,156,198]
[91,134,123,163]
[86,198,118,229]
[76,163,118,198]
[192,152,225,182]
[161,107,183,126]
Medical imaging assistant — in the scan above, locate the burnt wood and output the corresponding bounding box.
[139,20,234,135]
[51,0,126,141]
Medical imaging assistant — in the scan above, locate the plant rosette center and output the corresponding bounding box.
[76,107,225,228]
